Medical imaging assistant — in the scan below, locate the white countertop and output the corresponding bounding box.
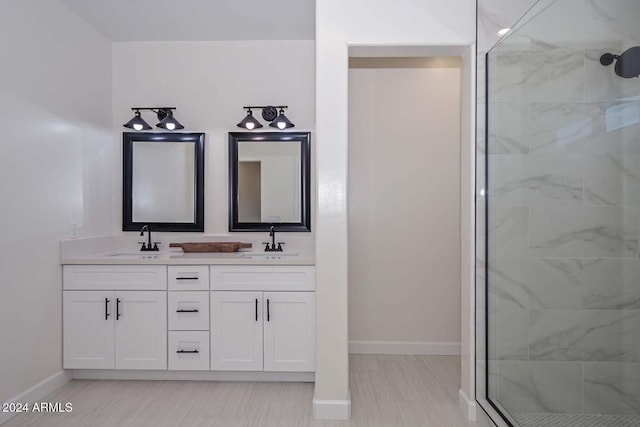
[60,236,315,266]
[62,250,315,266]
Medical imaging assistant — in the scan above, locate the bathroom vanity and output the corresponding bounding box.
[60,129,315,382]
[61,251,315,381]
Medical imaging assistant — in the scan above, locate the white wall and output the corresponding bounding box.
[315,0,475,419]
[348,60,461,353]
[111,41,315,247]
[0,0,112,404]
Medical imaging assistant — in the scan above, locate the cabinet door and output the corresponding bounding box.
[63,291,114,369]
[263,292,315,372]
[115,291,167,370]
[210,291,263,371]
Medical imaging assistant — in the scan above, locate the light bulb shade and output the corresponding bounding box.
[156,110,184,130]
[237,110,263,129]
[123,111,152,131]
[269,110,295,129]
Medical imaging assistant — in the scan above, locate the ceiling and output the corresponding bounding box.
[61,0,315,42]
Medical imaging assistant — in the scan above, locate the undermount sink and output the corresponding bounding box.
[100,251,301,260]
[236,252,299,258]
[105,252,161,259]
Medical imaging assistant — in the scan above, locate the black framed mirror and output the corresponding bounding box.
[123,132,205,232]
[229,131,311,232]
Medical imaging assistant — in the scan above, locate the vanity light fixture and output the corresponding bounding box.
[123,107,184,131]
[270,107,295,129]
[236,109,263,130]
[236,105,295,130]
[123,110,152,131]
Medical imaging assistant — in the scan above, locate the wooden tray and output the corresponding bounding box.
[169,242,252,253]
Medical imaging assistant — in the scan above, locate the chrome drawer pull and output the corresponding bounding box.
[176,309,199,313]
[176,349,199,354]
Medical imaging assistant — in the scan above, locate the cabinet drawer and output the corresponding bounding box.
[168,266,209,291]
[168,331,209,371]
[63,265,167,290]
[210,266,315,291]
[168,292,209,331]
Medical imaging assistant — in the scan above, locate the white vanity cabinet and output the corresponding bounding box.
[114,291,167,370]
[210,266,315,372]
[210,291,264,371]
[167,265,210,371]
[62,263,315,376]
[63,290,115,369]
[263,291,315,372]
[63,266,167,370]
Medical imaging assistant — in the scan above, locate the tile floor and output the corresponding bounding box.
[3,355,485,427]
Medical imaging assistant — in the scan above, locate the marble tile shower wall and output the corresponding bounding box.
[487,46,640,416]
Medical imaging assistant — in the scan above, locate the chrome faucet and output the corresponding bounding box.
[263,225,284,252]
[139,225,159,252]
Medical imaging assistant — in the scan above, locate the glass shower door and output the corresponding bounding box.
[480,0,640,425]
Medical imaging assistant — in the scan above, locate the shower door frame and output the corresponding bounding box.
[474,50,516,427]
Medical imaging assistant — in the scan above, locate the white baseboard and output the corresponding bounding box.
[72,370,314,383]
[349,340,461,355]
[0,370,72,425]
[459,388,477,421]
[313,390,351,420]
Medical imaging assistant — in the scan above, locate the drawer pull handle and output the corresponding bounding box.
[105,298,110,320]
[176,349,199,354]
[267,299,270,322]
[176,309,199,313]
[255,298,258,321]
[176,277,199,280]
[116,298,121,320]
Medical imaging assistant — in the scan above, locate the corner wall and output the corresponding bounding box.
[315,0,475,419]
[0,0,112,407]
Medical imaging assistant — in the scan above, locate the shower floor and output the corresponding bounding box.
[513,412,640,427]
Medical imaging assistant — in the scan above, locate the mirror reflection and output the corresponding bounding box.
[132,141,195,223]
[229,132,311,232]
[237,141,301,223]
[123,132,205,232]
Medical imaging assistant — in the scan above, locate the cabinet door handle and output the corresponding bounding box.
[267,299,270,322]
[255,298,258,321]
[176,349,199,354]
[105,298,110,320]
[116,298,121,320]
[176,277,199,280]
[176,309,199,313]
